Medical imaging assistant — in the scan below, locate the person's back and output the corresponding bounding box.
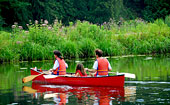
[92,49,112,77]
[53,57,67,75]
[96,57,109,76]
[51,50,68,75]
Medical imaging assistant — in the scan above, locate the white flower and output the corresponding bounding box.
[44,20,48,24]
[12,25,16,28]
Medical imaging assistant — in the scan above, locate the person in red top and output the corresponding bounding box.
[89,49,112,77]
[75,63,87,77]
[50,50,68,75]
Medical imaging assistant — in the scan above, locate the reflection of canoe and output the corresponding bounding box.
[23,82,125,104]
[31,69,125,87]
[30,82,124,98]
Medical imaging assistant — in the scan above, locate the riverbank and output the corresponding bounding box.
[0,19,170,62]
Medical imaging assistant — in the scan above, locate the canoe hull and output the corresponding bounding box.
[31,69,124,87]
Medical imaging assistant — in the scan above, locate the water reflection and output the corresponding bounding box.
[124,86,136,102]
[1,56,170,104]
[23,83,129,104]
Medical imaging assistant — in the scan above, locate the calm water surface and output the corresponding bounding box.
[0,55,170,105]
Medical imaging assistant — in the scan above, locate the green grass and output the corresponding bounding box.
[0,18,170,62]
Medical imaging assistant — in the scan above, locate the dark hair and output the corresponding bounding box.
[95,49,103,57]
[76,63,85,75]
[53,50,63,59]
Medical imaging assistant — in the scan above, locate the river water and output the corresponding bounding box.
[0,55,170,105]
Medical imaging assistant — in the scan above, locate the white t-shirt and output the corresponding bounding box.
[53,60,68,70]
[93,58,112,70]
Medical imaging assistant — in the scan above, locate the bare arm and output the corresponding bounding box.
[74,72,80,77]
[108,68,112,71]
[86,69,97,73]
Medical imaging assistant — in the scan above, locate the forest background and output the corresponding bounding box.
[0,0,170,62]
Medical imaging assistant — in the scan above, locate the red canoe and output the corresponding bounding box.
[31,68,125,87]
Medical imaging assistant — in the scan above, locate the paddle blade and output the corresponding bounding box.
[118,73,136,79]
[22,75,39,83]
[22,86,37,93]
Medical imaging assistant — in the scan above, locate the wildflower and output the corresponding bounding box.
[26,24,29,27]
[44,20,48,24]
[103,22,106,25]
[16,41,23,44]
[35,20,38,24]
[48,26,52,30]
[25,31,29,33]
[54,19,58,23]
[42,24,46,27]
[18,26,23,29]
[12,25,16,29]
[14,22,18,25]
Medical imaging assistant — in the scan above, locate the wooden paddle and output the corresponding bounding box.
[22,70,50,83]
[22,74,42,83]
[22,86,37,93]
[87,69,136,78]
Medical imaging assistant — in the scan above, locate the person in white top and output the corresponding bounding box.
[49,50,68,75]
[88,49,112,77]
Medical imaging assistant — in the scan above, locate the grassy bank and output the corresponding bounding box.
[0,18,170,62]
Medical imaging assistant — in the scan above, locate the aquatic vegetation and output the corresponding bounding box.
[0,19,170,62]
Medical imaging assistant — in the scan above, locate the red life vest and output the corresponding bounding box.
[99,95,110,105]
[76,70,87,77]
[58,93,67,105]
[53,58,66,75]
[96,58,109,76]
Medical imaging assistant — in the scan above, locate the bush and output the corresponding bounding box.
[0,19,170,62]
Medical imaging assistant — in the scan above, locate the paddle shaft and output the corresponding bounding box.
[87,69,135,78]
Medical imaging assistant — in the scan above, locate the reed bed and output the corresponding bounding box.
[0,18,170,62]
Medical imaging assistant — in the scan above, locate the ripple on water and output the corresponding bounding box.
[136,99,144,102]
[163,88,170,91]
[149,93,159,95]
[125,81,170,84]
[27,100,31,102]
[7,103,18,105]
[157,98,165,101]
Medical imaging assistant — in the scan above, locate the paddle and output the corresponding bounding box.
[22,70,50,83]
[22,86,37,93]
[87,69,136,79]
[109,72,136,79]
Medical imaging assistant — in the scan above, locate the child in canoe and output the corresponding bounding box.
[75,63,87,77]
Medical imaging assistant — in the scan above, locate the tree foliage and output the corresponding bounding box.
[0,0,170,29]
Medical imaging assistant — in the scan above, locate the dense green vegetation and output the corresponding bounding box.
[0,18,170,62]
[0,0,170,62]
[0,0,170,29]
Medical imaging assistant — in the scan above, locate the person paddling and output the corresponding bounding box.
[75,63,87,77]
[89,49,112,77]
[50,50,68,75]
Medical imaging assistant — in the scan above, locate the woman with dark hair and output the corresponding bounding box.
[51,50,68,75]
[75,63,87,77]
